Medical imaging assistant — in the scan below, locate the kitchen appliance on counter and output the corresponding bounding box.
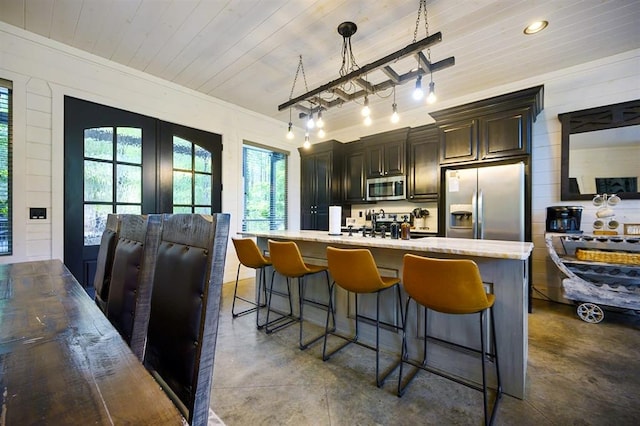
[545,206,583,233]
[445,162,525,241]
[412,208,430,230]
[366,176,406,201]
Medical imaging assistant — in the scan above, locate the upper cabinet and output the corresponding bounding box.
[361,128,409,178]
[407,124,439,201]
[343,141,368,203]
[431,86,543,165]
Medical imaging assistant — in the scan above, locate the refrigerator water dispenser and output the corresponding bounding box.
[449,204,473,229]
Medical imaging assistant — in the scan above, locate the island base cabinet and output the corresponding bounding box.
[256,237,528,399]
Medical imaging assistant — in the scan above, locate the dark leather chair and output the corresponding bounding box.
[105,214,162,360]
[93,214,121,313]
[143,213,230,425]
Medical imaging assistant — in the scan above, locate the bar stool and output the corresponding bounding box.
[324,246,404,387]
[231,238,271,328]
[266,239,335,350]
[398,254,502,426]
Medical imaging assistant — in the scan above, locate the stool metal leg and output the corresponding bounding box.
[232,264,267,319]
[299,270,335,350]
[264,270,296,334]
[398,298,428,397]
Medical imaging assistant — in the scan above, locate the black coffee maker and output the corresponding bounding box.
[546,206,583,233]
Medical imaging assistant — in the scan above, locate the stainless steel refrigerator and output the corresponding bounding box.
[444,162,525,241]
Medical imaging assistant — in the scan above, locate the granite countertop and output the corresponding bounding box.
[241,230,534,260]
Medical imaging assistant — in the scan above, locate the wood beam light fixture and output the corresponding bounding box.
[281,0,455,145]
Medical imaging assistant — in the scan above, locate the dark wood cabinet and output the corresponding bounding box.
[407,125,439,200]
[299,141,342,230]
[343,141,368,203]
[438,119,478,164]
[479,108,530,159]
[362,128,409,178]
[431,86,543,165]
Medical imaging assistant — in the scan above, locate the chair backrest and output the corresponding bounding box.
[326,246,386,293]
[268,239,309,277]
[106,214,162,355]
[143,213,230,425]
[402,254,493,314]
[93,214,121,313]
[232,237,270,269]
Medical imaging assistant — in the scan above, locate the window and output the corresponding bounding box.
[0,79,12,255]
[242,144,288,232]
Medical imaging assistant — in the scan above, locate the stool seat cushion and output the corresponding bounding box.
[403,254,493,314]
[327,247,400,293]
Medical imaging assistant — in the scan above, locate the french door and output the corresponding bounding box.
[64,97,221,287]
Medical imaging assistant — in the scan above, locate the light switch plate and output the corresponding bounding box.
[29,207,46,219]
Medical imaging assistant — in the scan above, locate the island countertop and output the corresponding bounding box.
[241,230,534,260]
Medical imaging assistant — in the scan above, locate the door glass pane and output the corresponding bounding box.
[194,144,211,172]
[194,173,211,205]
[84,160,113,202]
[116,204,141,214]
[84,127,113,160]
[173,171,192,204]
[116,127,142,164]
[172,136,212,214]
[84,204,112,245]
[116,164,141,203]
[173,137,192,170]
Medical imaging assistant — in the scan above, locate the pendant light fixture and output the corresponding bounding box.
[279,0,454,137]
[391,87,400,123]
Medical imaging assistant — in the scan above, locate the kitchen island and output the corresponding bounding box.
[243,230,533,399]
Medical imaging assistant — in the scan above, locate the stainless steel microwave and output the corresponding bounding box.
[366,176,406,201]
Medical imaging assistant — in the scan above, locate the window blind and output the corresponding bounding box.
[242,144,288,232]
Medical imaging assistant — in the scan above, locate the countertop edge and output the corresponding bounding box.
[237,231,534,260]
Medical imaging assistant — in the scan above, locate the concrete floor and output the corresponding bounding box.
[211,278,640,425]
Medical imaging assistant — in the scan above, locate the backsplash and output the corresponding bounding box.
[348,201,438,232]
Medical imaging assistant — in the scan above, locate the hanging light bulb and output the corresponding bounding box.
[361,96,370,117]
[426,80,437,104]
[317,128,326,138]
[390,87,399,123]
[306,112,315,129]
[286,122,294,139]
[413,75,423,100]
[303,132,311,149]
[364,115,372,126]
[391,103,399,123]
[316,110,324,128]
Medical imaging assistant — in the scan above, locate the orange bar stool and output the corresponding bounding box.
[266,239,335,350]
[398,254,502,425]
[231,238,271,328]
[325,246,404,388]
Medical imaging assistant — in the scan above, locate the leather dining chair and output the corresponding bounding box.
[398,254,502,426]
[105,214,162,360]
[324,246,404,387]
[143,213,230,425]
[93,213,121,314]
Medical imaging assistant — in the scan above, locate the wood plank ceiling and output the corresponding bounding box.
[1,0,639,136]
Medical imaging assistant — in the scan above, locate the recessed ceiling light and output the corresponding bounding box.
[524,20,548,35]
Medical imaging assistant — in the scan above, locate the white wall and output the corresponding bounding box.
[2,21,639,299]
[0,22,301,283]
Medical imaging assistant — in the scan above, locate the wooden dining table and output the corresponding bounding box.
[0,259,184,425]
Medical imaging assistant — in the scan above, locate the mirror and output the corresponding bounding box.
[559,100,640,200]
